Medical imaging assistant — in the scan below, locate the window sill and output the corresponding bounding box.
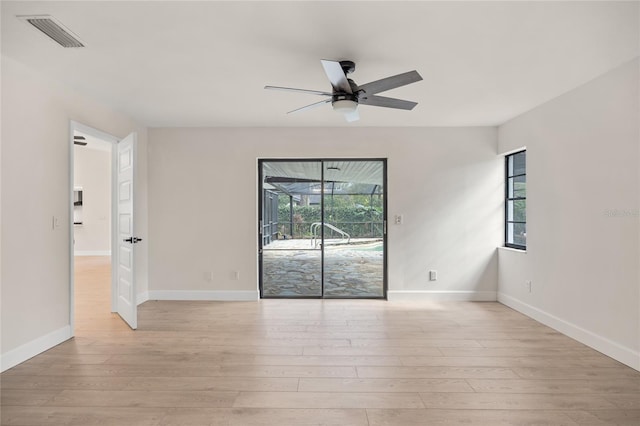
[498,246,526,253]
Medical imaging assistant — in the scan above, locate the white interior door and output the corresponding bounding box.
[116,133,137,329]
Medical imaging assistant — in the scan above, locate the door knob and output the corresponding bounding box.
[123,237,143,243]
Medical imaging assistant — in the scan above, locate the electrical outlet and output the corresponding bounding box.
[232,271,240,281]
[429,270,437,281]
[394,214,403,225]
[525,280,532,293]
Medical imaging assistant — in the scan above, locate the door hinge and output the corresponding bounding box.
[383,220,387,235]
[259,220,263,235]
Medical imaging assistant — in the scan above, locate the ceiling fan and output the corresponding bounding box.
[265,60,423,122]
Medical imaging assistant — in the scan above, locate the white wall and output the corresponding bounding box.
[0,56,149,371]
[498,59,640,370]
[73,146,111,255]
[147,127,502,301]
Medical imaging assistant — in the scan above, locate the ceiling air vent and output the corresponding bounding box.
[18,15,84,48]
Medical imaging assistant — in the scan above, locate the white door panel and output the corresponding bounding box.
[116,133,137,329]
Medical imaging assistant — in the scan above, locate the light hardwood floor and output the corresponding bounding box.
[1,256,639,425]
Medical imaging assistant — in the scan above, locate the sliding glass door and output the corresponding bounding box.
[260,161,323,297]
[259,159,386,299]
[322,161,385,297]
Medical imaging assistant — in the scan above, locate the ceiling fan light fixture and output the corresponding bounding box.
[332,99,358,113]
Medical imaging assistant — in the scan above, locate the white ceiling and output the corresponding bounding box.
[2,1,638,127]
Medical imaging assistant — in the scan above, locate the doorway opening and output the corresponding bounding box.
[69,122,138,333]
[71,127,120,333]
[258,159,387,299]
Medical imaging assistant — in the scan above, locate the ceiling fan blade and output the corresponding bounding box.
[287,98,331,114]
[344,109,360,122]
[359,94,417,110]
[321,60,352,94]
[358,70,423,96]
[265,86,333,96]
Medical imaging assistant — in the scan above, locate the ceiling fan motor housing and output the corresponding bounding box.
[332,93,358,103]
[339,60,356,75]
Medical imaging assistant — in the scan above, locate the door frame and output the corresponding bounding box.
[258,158,388,300]
[68,121,121,335]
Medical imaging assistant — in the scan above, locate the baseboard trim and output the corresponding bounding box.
[1,325,72,372]
[147,290,259,302]
[498,292,640,371]
[74,250,111,256]
[387,290,497,302]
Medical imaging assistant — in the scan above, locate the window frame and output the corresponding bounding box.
[505,150,526,250]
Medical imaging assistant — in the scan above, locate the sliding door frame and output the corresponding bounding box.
[258,158,388,300]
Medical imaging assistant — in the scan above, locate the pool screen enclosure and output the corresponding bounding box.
[258,159,387,299]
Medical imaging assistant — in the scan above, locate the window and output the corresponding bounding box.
[505,150,526,249]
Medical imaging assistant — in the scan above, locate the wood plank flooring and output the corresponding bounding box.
[2,256,639,425]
